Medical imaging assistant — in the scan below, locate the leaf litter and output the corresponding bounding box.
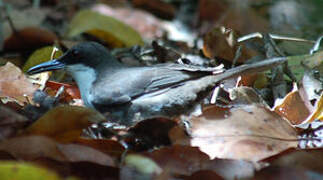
[0,0,322,179]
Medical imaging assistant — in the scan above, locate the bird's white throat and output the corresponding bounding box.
[66,64,96,107]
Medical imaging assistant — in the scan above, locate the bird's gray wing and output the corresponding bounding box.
[90,66,210,107]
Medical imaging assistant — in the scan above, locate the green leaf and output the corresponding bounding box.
[23,46,63,72]
[65,10,144,48]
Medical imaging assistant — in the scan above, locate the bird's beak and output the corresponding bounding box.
[27,59,65,75]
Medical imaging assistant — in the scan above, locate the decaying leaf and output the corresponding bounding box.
[0,62,38,105]
[0,161,60,180]
[273,83,311,125]
[4,27,57,52]
[262,148,323,173]
[23,105,106,143]
[203,26,257,62]
[0,106,29,141]
[66,10,144,48]
[189,104,298,161]
[142,145,258,179]
[0,136,115,166]
[74,138,125,161]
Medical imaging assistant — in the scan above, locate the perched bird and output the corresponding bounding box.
[27,42,286,125]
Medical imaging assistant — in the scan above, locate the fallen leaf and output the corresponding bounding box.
[198,0,227,22]
[202,27,257,62]
[0,136,67,161]
[45,81,81,100]
[302,92,323,123]
[66,10,144,48]
[132,0,175,20]
[124,154,162,175]
[92,4,165,39]
[254,166,323,180]
[74,138,125,161]
[23,105,106,143]
[262,148,323,173]
[125,118,177,151]
[218,5,270,34]
[0,62,38,105]
[190,104,298,161]
[57,143,115,166]
[0,106,29,141]
[4,27,57,52]
[23,46,63,72]
[142,145,257,179]
[273,83,311,125]
[35,159,119,180]
[0,161,61,180]
[0,136,114,166]
[143,145,210,176]
[185,170,224,180]
[202,158,257,180]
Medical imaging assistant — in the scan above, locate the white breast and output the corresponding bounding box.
[65,64,97,108]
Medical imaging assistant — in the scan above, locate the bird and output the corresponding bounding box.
[27,42,286,125]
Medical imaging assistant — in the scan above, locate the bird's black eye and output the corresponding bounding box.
[71,49,80,57]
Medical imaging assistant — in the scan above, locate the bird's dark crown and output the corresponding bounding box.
[59,42,116,68]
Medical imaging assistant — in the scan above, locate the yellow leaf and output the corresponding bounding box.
[23,46,63,72]
[66,10,144,48]
[304,92,323,123]
[0,161,60,180]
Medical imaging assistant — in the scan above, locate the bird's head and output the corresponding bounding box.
[27,42,117,75]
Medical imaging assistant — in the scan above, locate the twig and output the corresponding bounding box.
[310,35,323,54]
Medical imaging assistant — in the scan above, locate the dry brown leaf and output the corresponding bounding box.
[0,62,38,105]
[24,105,106,143]
[0,106,29,141]
[0,136,67,161]
[143,145,210,176]
[185,170,224,180]
[198,0,227,22]
[253,166,323,180]
[262,148,323,173]
[202,27,257,62]
[57,143,115,166]
[125,118,177,151]
[4,27,57,52]
[35,159,119,180]
[274,84,311,125]
[143,145,257,179]
[45,81,81,100]
[0,136,115,167]
[190,104,298,161]
[132,0,175,20]
[218,6,269,34]
[74,138,125,160]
